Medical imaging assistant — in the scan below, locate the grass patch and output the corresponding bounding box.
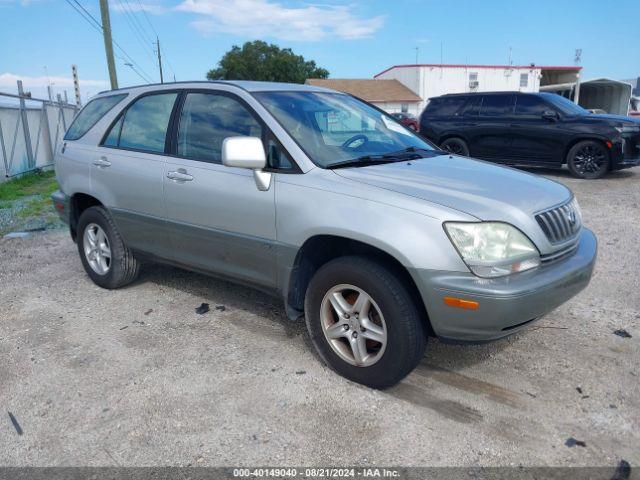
[0,170,58,201]
[17,197,54,219]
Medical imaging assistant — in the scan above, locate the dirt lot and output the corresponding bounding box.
[0,168,638,468]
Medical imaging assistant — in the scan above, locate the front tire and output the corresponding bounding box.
[77,206,140,289]
[304,256,426,389]
[566,140,610,179]
[440,137,469,156]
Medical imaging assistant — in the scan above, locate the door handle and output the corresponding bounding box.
[93,156,111,168]
[167,169,194,182]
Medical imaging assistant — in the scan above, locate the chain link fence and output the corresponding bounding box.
[0,81,78,181]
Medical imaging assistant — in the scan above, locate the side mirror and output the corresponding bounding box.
[542,110,559,121]
[222,136,266,169]
[221,136,271,191]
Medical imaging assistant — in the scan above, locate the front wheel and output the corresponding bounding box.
[566,140,610,179]
[304,256,426,388]
[440,137,469,156]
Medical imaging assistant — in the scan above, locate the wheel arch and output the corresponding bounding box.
[285,234,433,335]
[562,136,612,166]
[438,133,468,145]
[68,192,104,241]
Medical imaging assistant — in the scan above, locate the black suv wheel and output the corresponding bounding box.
[304,256,426,389]
[440,137,469,156]
[567,140,610,179]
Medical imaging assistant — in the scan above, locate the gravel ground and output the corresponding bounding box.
[0,168,638,468]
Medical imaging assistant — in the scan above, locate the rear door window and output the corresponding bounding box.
[105,92,178,153]
[480,95,514,116]
[64,94,127,140]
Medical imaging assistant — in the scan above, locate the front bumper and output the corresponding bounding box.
[411,228,597,342]
[613,134,640,169]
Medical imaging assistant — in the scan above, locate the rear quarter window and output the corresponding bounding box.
[64,94,127,140]
[425,97,467,117]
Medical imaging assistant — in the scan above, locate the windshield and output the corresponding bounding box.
[254,91,435,168]
[539,93,589,115]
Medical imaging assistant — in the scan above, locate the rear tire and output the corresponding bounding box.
[566,140,610,179]
[440,137,469,156]
[77,206,140,289]
[304,256,426,389]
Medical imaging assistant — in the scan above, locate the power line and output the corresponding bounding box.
[64,0,153,84]
[131,0,178,81]
[114,0,157,66]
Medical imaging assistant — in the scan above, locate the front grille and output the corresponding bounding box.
[535,198,581,244]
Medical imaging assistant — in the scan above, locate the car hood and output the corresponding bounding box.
[585,113,640,125]
[333,154,571,221]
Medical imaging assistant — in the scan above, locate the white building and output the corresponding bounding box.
[375,64,582,111]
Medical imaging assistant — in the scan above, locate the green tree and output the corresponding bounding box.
[206,41,329,84]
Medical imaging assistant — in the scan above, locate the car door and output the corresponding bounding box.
[92,91,179,259]
[509,95,566,166]
[163,90,277,289]
[472,94,515,161]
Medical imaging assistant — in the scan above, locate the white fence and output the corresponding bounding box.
[0,85,78,181]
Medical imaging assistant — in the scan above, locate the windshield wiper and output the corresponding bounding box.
[326,156,399,169]
[327,147,448,170]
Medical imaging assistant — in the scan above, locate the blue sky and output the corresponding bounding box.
[0,0,638,101]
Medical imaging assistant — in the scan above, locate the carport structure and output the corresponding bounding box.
[540,77,634,115]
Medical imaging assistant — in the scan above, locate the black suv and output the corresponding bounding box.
[419,91,640,179]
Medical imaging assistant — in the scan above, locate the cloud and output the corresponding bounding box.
[0,73,109,90]
[176,0,385,41]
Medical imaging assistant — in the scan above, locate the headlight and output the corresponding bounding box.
[444,222,540,278]
[615,125,640,133]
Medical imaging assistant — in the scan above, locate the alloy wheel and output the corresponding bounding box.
[83,223,111,275]
[573,144,607,175]
[320,284,387,367]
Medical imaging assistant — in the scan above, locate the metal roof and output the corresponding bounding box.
[375,64,582,78]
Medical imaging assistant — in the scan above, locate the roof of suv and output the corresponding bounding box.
[98,80,336,96]
[438,91,543,98]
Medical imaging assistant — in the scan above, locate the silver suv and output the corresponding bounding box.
[52,81,597,388]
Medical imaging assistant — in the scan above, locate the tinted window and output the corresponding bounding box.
[515,95,547,116]
[176,93,262,164]
[117,93,177,153]
[462,96,482,116]
[539,92,589,115]
[65,94,126,140]
[426,97,467,116]
[480,95,513,116]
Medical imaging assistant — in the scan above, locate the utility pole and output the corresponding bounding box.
[71,64,82,107]
[156,37,164,83]
[573,48,582,105]
[17,80,34,170]
[99,0,118,90]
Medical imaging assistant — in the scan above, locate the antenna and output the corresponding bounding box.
[574,48,582,65]
[414,46,419,64]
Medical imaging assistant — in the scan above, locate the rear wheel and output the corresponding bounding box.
[566,140,610,179]
[440,137,469,156]
[77,206,140,289]
[304,256,426,389]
